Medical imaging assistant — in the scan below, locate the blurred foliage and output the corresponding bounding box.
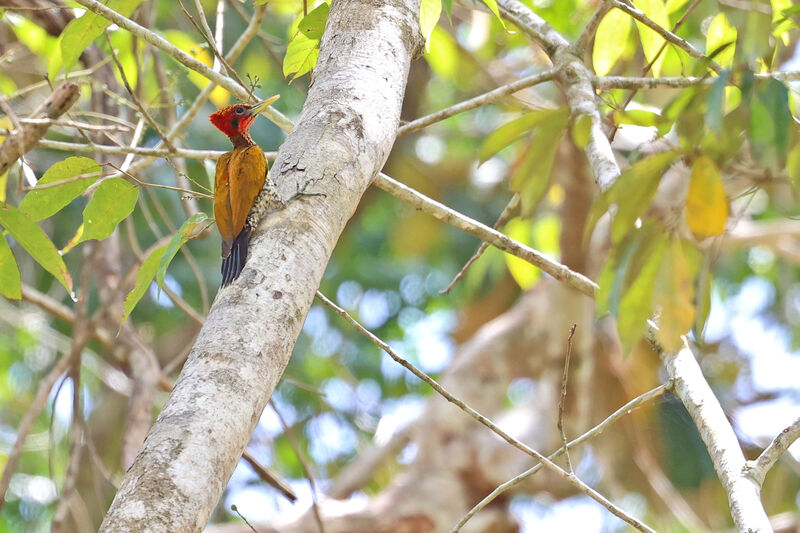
[0,0,799,530]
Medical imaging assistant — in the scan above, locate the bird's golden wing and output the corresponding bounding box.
[214,151,235,258]
[228,145,267,239]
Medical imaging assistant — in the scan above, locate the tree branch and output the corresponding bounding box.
[0,81,80,175]
[744,416,800,488]
[658,337,772,532]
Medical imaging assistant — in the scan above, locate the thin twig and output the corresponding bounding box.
[607,0,704,141]
[604,0,722,73]
[105,31,175,151]
[241,450,298,502]
[557,324,577,472]
[73,0,291,131]
[396,69,558,136]
[0,81,80,176]
[575,2,613,53]
[450,382,670,532]
[440,194,519,295]
[0,353,73,514]
[316,291,655,533]
[270,400,325,533]
[374,174,598,297]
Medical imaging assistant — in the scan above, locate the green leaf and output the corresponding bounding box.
[419,0,442,52]
[75,178,138,245]
[612,109,666,128]
[60,0,144,74]
[787,142,800,182]
[0,236,21,300]
[0,204,72,293]
[19,157,101,221]
[122,245,167,325]
[284,33,320,80]
[694,259,712,340]
[510,112,568,216]
[748,79,790,172]
[503,218,540,289]
[479,109,563,162]
[156,213,210,292]
[737,9,772,64]
[571,114,592,149]
[705,71,730,134]
[443,0,452,18]
[480,0,505,29]
[424,26,459,79]
[618,234,667,352]
[298,2,330,39]
[283,3,329,80]
[593,9,633,76]
[596,232,641,316]
[608,151,677,242]
[632,0,669,76]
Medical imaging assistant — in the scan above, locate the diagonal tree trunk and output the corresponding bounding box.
[99,1,423,530]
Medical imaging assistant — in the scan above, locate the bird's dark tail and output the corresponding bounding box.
[221,228,251,287]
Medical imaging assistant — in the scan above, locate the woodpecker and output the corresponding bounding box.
[209,95,283,287]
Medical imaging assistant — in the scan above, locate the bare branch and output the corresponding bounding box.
[451,383,670,532]
[396,69,558,136]
[73,0,291,131]
[374,173,598,297]
[557,324,577,472]
[745,416,800,487]
[317,291,656,533]
[0,82,80,175]
[604,0,723,73]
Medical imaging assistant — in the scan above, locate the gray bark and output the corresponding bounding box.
[98,1,423,530]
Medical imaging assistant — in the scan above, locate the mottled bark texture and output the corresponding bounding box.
[98,1,423,531]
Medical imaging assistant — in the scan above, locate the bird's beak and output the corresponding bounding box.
[247,95,280,116]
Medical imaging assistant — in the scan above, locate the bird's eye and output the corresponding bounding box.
[234,106,246,115]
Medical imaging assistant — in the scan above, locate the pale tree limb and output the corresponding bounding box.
[97,1,423,530]
[658,337,772,532]
[493,0,621,191]
[744,416,800,488]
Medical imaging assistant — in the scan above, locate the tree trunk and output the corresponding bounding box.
[98,1,423,530]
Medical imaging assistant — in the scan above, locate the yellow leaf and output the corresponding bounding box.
[424,26,458,79]
[655,239,700,352]
[419,0,442,53]
[686,157,728,240]
[503,217,540,289]
[632,0,669,77]
[593,9,633,76]
[0,170,7,203]
[706,13,736,69]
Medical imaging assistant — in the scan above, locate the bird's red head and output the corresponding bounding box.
[209,95,280,140]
